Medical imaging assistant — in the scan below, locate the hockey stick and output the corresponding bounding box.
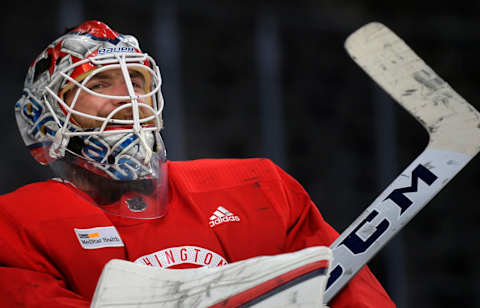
[324,22,480,303]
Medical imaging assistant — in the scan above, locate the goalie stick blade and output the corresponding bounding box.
[324,22,480,303]
[345,22,480,156]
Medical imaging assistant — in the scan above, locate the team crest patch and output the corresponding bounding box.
[74,226,124,249]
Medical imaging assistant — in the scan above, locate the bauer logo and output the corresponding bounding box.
[98,47,135,55]
[74,226,124,249]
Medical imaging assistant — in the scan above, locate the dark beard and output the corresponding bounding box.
[51,152,154,205]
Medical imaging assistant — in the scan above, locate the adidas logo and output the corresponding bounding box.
[209,206,240,228]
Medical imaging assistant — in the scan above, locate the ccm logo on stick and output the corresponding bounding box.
[327,164,438,288]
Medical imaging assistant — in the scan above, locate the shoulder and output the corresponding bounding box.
[168,157,279,172]
[0,179,100,223]
[167,158,284,192]
[0,179,66,202]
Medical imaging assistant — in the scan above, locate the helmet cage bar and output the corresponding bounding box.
[43,53,163,127]
[42,51,164,163]
[96,103,160,134]
[47,52,162,99]
[117,53,142,134]
[63,126,159,137]
[62,68,161,119]
[57,60,162,101]
[46,90,161,129]
[45,57,162,120]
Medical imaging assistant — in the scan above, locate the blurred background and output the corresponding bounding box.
[1,1,479,307]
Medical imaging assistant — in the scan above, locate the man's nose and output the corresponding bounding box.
[107,81,145,107]
[110,82,130,98]
[108,82,133,107]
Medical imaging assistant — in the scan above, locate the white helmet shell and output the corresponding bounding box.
[15,20,168,219]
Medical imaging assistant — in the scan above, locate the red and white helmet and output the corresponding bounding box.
[15,21,168,219]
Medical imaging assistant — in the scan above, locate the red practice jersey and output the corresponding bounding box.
[0,158,395,307]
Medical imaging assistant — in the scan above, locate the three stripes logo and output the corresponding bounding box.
[209,206,240,228]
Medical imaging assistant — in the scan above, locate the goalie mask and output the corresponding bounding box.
[15,20,168,219]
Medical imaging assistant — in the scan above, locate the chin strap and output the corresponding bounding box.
[49,128,70,159]
[137,128,153,164]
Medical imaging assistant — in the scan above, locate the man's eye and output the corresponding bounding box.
[88,83,104,90]
[132,80,144,89]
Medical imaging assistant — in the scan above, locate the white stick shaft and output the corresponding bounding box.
[324,22,480,303]
[324,148,469,302]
